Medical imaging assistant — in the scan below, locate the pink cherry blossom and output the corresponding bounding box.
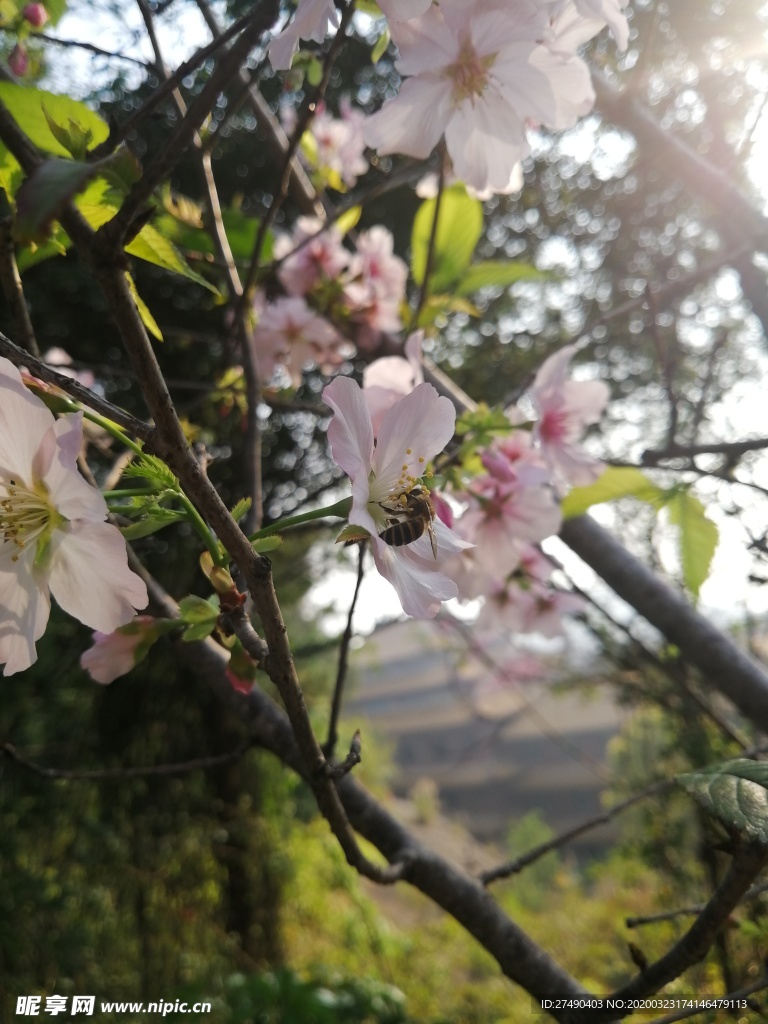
[251,294,348,386]
[363,0,595,195]
[363,332,424,436]
[0,357,148,675]
[274,216,352,297]
[308,99,369,189]
[323,376,468,618]
[479,577,585,637]
[530,344,609,491]
[268,0,339,71]
[81,615,159,684]
[343,226,408,338]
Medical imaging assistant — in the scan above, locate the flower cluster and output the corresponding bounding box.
[321,343,606,636]
[252,217,408,386]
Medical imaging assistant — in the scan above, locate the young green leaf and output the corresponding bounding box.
[665,488,719,600]
[126,272,163,342]
[561,466,667,519]
[410,184,483,292]
[0,84,109,157]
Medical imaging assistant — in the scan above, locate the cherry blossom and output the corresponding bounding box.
[251,294,348,386]
[451,434,562,595]
[81,616,160,684]
[363,0,595,195]
[274,216,351,297]
[530,344,609,491]
[545,0,630,53]
[379,0,433,21]
[323,376,468,618]
[363,332,424,435]
[309,100,369,189]
[268,0,339,71]
[0,358,148,675]
[343,226,408,339]
[479,577,585,637]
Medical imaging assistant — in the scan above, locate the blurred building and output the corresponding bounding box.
[349,618,627,858]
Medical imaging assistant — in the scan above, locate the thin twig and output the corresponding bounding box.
[626,878,768,928]
[325,542,366,758]
[644,976,768,1024]
[192,0,322,216]
[1,738,251,780]
[89,8,261,160]
[410,143,446,330]
[37,32,153,68]
[242,0,355,297]
[0,330,154,441]
[481,779,672,886]
[94,2,280,249]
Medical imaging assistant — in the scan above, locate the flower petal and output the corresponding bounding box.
[364,76,451,160]
[371,540,457,618]
[47,521,148,632]
[323,376,375,485]
[0,547,49,675]
[0,356,54,482]
[43,414,109,523]
[373,383,455,495]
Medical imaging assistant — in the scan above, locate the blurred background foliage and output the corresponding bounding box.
[3,0,768,1019]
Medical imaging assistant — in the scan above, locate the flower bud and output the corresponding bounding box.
[8,43,28,77]
[22,3,48,28]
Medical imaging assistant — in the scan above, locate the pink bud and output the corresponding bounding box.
[22,3,48,28]
[8,44,28,77]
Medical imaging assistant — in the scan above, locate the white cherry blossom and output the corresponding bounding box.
[0,358,147,675]
[323,376,467,618]
[364,0,595,195]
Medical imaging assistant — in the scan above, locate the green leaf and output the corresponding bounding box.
[42,106,93,161]
[230,497,252,525]
[181,622,218,642]
[0,84,108,158]
[678,760,768,845]
[454,260,548,296]
[410,184,483,292]
[14,148,141,242]
[125,222,220,295]
[178,594,221,625]
[561,466,667,519]
[665,488,719,599]
[414,292,480,327]
[123,455,178,490]
[126,272,163,342]
[119,517,176,540]
[253,535,283,553]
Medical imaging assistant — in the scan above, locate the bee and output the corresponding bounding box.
[379,487,438,559]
